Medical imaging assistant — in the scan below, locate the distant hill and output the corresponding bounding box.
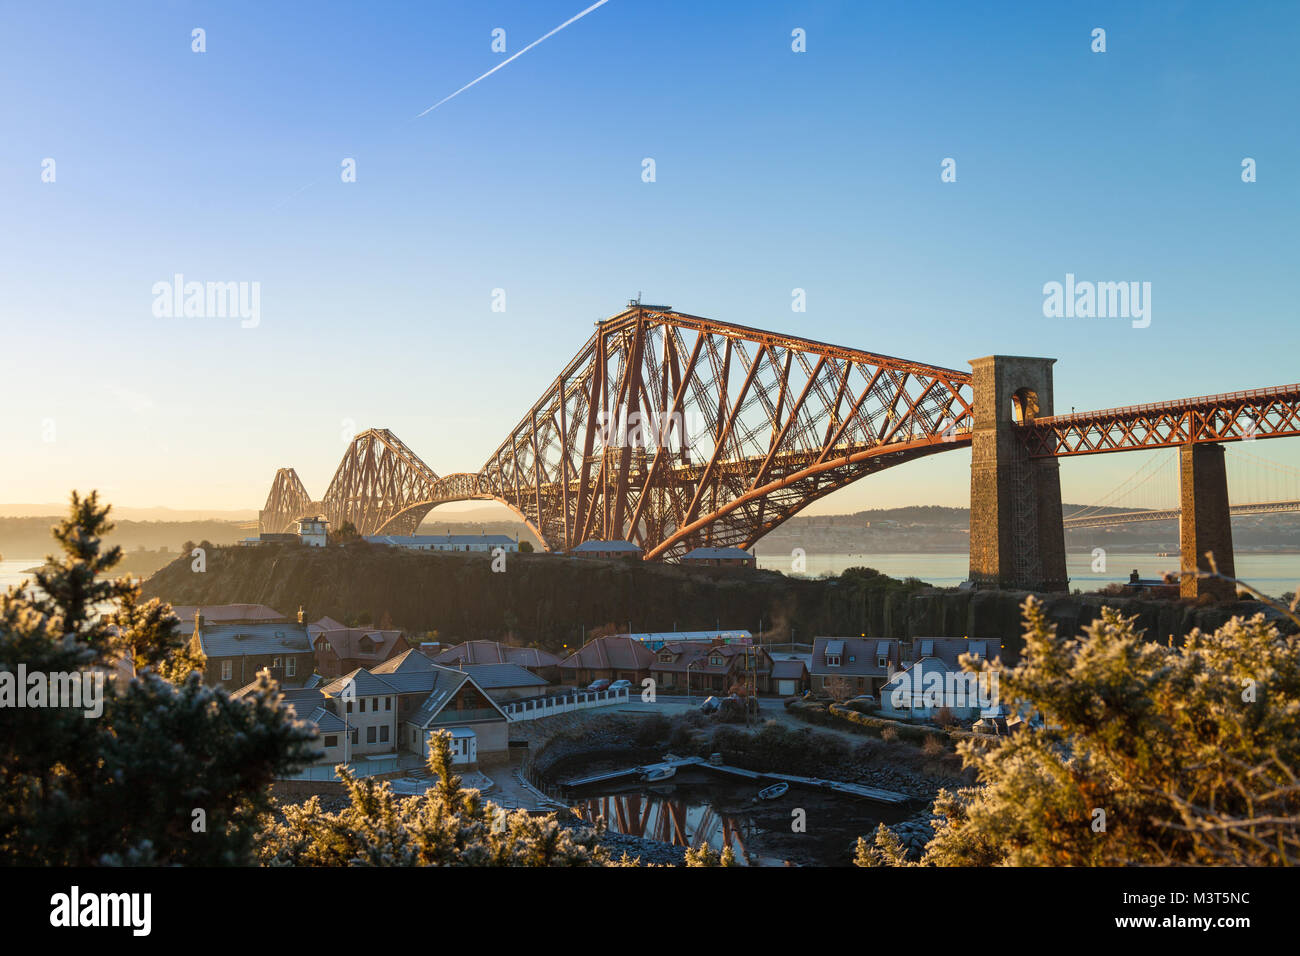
[0,504,258,521]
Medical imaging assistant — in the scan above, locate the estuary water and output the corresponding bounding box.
[754,550,1300,598]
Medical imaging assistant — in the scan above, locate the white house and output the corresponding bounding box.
[296,516,328,547]
[878,657,997,721]
[365,533,518,553]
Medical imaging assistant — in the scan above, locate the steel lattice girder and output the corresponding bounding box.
[319,428,443,535]
[258,468,315,534]
[1022,384,1300,458]
[477,306,974,558]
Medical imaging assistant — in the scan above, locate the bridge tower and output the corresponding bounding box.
[968,356,1068,591]
[1179,443,1236,600]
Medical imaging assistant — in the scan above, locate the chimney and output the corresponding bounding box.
[297,605,305,624]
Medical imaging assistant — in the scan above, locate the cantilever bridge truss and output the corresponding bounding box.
[259,305,975,559]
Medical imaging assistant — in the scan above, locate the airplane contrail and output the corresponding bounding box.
[415,0,612,118]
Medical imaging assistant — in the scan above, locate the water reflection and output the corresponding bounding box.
[576,789,760,864]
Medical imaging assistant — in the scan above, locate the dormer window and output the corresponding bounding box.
[710,655,723,667]
[658,652,673,663]
[877,656,888,668]
[826,655,841,667]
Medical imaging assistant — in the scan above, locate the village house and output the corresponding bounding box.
[649,641,775,695]
[371,650,511,765]
[612,629,753,651]
[296,516,328,547]
[231,682,351,766]
[308,624,409,678]
[433,640,563,682]
[364,533,518,553]
[569,539,643,560]
[877,652,995,721]
[771,657,810,696]
[189,607,314,690]
[320,669,399,756]
[558,635,655,687]
[809,637,902,699]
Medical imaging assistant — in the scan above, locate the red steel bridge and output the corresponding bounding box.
[258,303,1300,596]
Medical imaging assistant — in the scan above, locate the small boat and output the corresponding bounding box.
[757,782,789,801]
[641,766,677,782]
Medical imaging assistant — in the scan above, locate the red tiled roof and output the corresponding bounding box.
[171,604,286,629]
[559,636,655,671]
[434,640,562,668]
[313,628,405,661]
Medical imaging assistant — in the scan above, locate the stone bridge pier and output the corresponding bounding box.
[1179,442,1236,600]
[968,355,1069,592]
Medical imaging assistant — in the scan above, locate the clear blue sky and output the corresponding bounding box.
[1,0,1297,514]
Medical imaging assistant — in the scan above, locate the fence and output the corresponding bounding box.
[279,754,402,781]
[502,686,631,722]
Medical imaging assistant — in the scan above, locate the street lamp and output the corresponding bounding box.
[686,658,704,705]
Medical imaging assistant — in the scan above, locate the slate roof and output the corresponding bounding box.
[570,539,642,552]
[904,638,988,669]
[410,670,473,727]
[810,637,896,676]
[305,706,348,734]
[458,663,549,689]
[321,668,399,698]
[194,621,312,657]
[373,648,440,674]
[771,659,807,679]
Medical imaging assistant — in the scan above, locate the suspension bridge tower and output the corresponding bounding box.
[968,355,1069,591]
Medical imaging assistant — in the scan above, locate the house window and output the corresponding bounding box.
[351,730,358,744]
[272,657,281,669]
[826,655,841,667]
[710,656,722,667]
[346,701,353,713]
[324,735,338,748]
[385,697,391,711]
[367,727,377,744]
[359,699,366,713]
[659,653,673,663]
[877,656,888,668]
[221,660,233,681]
[286,658,296,677]
[380,726,389,743]
[848,656,855,663]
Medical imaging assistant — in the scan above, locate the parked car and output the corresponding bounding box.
[586,678,611,692]
[699,695,721,714]
[608,679,633,692]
